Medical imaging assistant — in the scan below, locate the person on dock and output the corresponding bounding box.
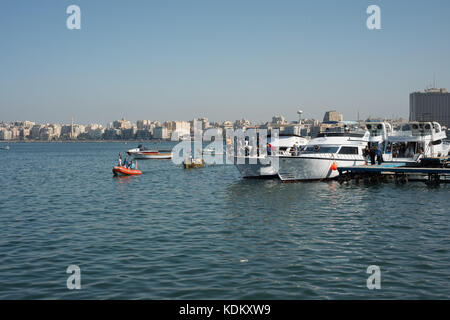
[376,146,383,165]
[363,146,369,165]
[369,146,376,165]
[267,143,272,156]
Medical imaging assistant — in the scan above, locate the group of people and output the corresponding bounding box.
[363,145,383,165]
[118,152,137,170]
[290,144,302,156]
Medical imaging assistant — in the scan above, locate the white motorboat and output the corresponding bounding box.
[1,145,9,150]
[126,145,173,159]
[277,131,370,181]
[235,134,309,178]
[382,122,450,163]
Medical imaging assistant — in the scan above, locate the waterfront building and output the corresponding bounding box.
[153,126,169,139]
[167,121,190,141]
[323,110,343,122]
[19,128,30,140]
[135,129,152,140]
[410,88,450,128]
[271,115,288,125]
[113,118,132,130]
[121,127,137,140]
[103,128,122,140]
[0,128,12,140]
[136,120,151,130]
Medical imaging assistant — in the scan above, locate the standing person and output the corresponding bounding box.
[363,146,369,165]
[244,138,249,156]
[123,157,129,168]
[118,153,123,166]
[369,146,376,165]
[267,143,272,156]
[376,146,383,165]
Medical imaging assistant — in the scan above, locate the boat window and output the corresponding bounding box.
[391,142,417,158]
[302,145,339,154]
[338,146,359,155]
[431,140,442,146]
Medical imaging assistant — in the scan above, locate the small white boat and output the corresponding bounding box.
[1,145,9,150]
[126,145,173,159]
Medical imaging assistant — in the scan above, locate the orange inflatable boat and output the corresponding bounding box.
[112,166,142,176]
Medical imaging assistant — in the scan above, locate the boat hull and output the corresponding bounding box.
[127,149,173,159]
[278,155,365,181]
[183,159,205,169]
[112,166,142,176]
[235,156,279,178]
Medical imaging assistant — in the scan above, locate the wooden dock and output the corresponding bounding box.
[337,163,450,185]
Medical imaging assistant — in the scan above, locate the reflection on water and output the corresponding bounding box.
[0,142,448,299]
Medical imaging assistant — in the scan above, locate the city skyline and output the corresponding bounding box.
[1,1,450,124]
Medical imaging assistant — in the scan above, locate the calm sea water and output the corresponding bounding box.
[0,142,449,299]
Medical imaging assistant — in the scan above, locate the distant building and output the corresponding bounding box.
[410,88,450,128]
[121,127,137,140]
[271,116,287,125]
[136,120,151,130]
[0,128,12,140]
[234,118,251,129]
[323,110,343,123]
[113,118,132,130]
[153,126,169,139]
[167,121,190,141]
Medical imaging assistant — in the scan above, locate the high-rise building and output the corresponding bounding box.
[410,88,450,128]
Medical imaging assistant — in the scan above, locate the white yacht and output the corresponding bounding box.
[365,122,392,148]
[235,134,309,178]
[277,131,370,181]
[383,122,449,163]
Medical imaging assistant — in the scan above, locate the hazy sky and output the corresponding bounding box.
[1,0,449,125]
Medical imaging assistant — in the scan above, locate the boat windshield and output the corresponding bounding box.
[301,145,340,154]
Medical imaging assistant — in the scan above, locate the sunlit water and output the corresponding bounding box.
[0,142,449,299]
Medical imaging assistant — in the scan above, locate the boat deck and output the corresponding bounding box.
[337,163,450,185]
[338,165,450,175]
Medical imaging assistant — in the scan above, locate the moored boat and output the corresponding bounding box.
[112,166,142,176]
[126,145,173,159]
[277,131,370,181]
[183,157,205,169]
[235,134,309,178]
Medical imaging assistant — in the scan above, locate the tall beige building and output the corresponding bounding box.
[323,110,343,122]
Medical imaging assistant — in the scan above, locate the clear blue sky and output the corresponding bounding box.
[1,0,449,125]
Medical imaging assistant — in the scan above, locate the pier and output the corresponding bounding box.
[337,161,450,185]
